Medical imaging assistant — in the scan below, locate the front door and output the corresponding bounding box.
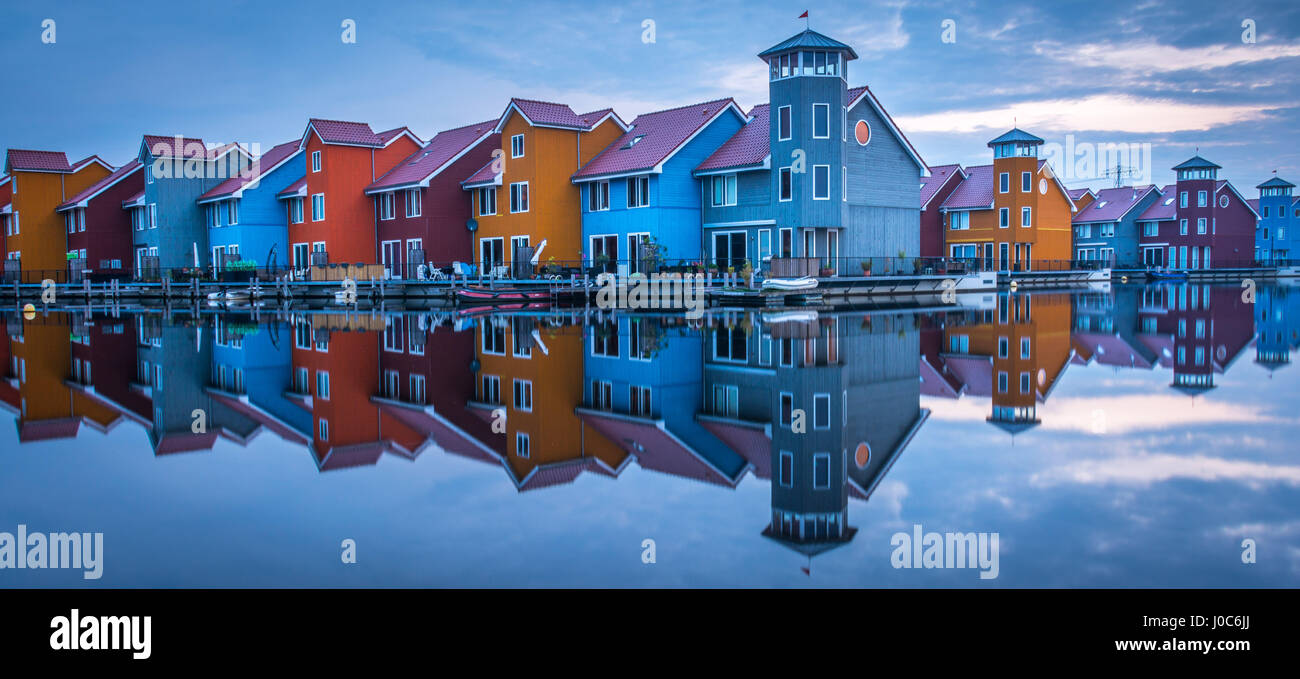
[293,243,309,270]
[627,233,649,275]
[381,240,401,279]
[999,242,1010,272]
[982,243,993,271]
[212,246,225,274]
[590,235,617,273]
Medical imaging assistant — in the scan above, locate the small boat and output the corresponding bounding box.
[455,286,551,304]
[205,291,226,303]
[456,301,551,317]
[761,276,819,292]
[762,310,819,324]
[225,287,263,302]
[1149,270,1188,281]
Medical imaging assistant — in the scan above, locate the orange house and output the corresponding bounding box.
[938,291,1073,433]
[3,150,113,276]
[293,119,421,267]
[939,128,1077,270]
[469,320,628,490]
[462,99,626,272]
[7,313,121,442]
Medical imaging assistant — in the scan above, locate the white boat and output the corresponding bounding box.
[761,276,819,292]
[762,310,819,324]
[205,291,226,302]
[225,287,263,302]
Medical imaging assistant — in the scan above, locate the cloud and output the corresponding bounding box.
[1034,40,1300,75]
[1031,453,1300,488]
[896,94,1275,134]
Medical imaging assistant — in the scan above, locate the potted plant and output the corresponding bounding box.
[594,253,611,273]
[819,259,834,277]
[860,259,873,277]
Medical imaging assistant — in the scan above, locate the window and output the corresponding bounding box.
[227,199,238,225]
[593,380,613,410]
[1179,219,1188,235]
[311,193,325,221]
[311,151,321,172]
[779,451,794,488]
[319,418,329,441]
[509,182,529,213]
[316,371,330,400]
[812,165,830,200]
[1020,372,1030,393]
[379,192,395,220]
[711,174,737,207]
[510,134,525,159]
[999,207,1009,228]
[588,181,610,211]
[405,189,421,217]
[149,204,157,228]
[626,176,649,208]
[482,375,501,404]
[1021,171,1031,192]
[1021,206,1032,227]
[777,105,792,141]
[1197,218,1207,234]
[812,103,829,138]
[997,371,1008,393]
[998,337,1009,358]
[813,393,830,429]
[1197,190,1207,207]
[780,392,794,428]
[407,374,425,405]
[478,187,497,216]
[813,453,830,490]
[950,211,970,230]
[779,167,792,201]
[1020,337,1031,359]
[712,384,738,417]
[999,172,1009,193]
[630,385,651,417]
[515,432,530,458]
[513,379,532,411]
[1100,223,1115,237]
[1179,191,1188,208]
[290,197,304,223]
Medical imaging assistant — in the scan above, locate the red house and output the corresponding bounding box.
[292,119,422,269]
[919,164,965,258]
[56,159,144,277]
[364,119,500,277]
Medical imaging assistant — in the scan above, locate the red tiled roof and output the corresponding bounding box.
[7,149,73,172]
[698,417,771,479]
[122,189,145,207]
[920,164,963,209]
[71,155,112,171]
[198,140,300,202]
[276,175,307,198]
[940,164,994,210]
[517,459,590,491]
[578,410,739,487]
[368,120,497,193]
[1073,185,1158,223]
[1068,188,1094,201]
[1137,184,1177,221]
[461,158,500,187]
[142,135,207,159]
[941,355,994,397]
[155,431,219,455]
[696,103,770,173]
[58,160,143,210]
[17,417,81,442]
[574,98,739,180]
[306,118,384,146]
[506,98,617,130]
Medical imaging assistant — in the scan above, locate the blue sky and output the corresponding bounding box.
[2,0,1299,191]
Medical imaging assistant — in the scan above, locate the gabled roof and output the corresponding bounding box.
[301,119,422,149]
[141,135,207,159]
[276,175,307,199]
[758,29,858,60]
[198,140,302,203]
[494,98,627,133]
[1073,185,1160,223]
[1218,179,1260,218]
[1248,198,1261,214]
[939,164,994,210]
[1257,176,1295,189]
[846,86,928,175]
[71,155,114,172]
[57,160,144,211]
[122,189,145,208]
[573,98,743,181]
[6,149,72,173]
[1172,155,1220,170]
[920,164,965,209]
[987,128,1044,147]
[1068,187,1096,202]
[366,119,497,193]
[695,103,770,174]
[1137,184,1177,221]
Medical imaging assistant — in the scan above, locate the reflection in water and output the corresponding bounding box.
[2,282,1298,586]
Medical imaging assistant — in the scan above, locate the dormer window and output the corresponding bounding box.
[622,135,645,149]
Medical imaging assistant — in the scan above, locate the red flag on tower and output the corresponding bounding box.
[798,10,809,18]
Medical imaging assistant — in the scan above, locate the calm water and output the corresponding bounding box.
[2,282,1298,587]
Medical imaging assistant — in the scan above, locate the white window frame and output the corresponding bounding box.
[478,186,497,216]
[812,165,830,200]
[510,134,525,159]
[311,193,325,221]
[509,182,529,214]
[777,105,792,141]
[778,167,792,202]
[811,103,830,139]
[311,150,321,172]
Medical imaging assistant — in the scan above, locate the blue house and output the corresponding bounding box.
[575,316,751,486]
[571,98,746,273]
[205,317,313,448]
[131,135,252,273]
[1070,185,1162,267]
[1255,176,1297,264]
[197,140,304,275]
[694,29,928,275]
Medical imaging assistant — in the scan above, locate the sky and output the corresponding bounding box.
[2,0,1299,192]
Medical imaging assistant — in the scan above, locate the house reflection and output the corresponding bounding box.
[1133,284,1254,394]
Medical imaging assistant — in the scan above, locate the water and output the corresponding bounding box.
[1,282,1298,587]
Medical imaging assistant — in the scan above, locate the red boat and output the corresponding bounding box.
[456,302,551,317]
[455,286,552,304]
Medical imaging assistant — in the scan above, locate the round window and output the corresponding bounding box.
[854,120,871,146]
[1039,178,1048,195]
[1219,195,1229,208]
[854,442,871,468]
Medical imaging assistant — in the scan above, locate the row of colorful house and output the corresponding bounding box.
[1,28,1293,280]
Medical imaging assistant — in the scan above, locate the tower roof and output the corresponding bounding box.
[1257,176,1295,189]
[758,29,858,60]
[986,128,1044,148]
[1172,155,1220,171]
